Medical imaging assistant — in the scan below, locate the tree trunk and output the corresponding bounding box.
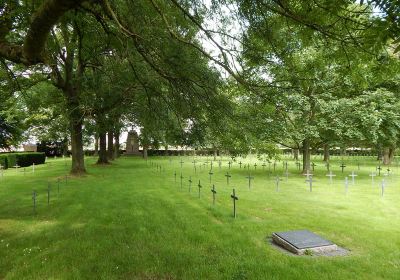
[97,132,108,164]
[107,131,114,160]
[66,90,86,175]
[114,131,120,158]
[143,145,148,160]
[389,147,395,163]
[94,135,99,156]
[323,144,330,162]
[302,139,311,174]
[293,149,299,161]
[383,147,391,165]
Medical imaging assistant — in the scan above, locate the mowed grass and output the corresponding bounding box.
[0,155,399,279]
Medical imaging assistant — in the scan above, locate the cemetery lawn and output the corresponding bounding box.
[0,156,399,280]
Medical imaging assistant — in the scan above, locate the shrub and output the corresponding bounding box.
[16,152,46,167]
[0,152,46,169]
[0,155,7,169]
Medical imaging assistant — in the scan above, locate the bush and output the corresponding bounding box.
[0,155,7,169]
[6,154,17,168]
[0,152,46,169]
[16,152,46,167]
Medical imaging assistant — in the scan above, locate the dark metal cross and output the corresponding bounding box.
[262,162,266,170]
[246,174,254,189]
[296,161,301,170]
[180,173,184,189]
[254,163,257,170]
[174,171,177,183]
[218,160,222,169]
[239,161,242,169]
[225,172,231,185]
[211,184,217,205]
[188,176,192,192]
[180,160,184,168]
[376,165,382,176]
[197,180,202,198]
[32,190,37,214]
[228,161,232,170]
[340,163,346,173]
[381,179,385,197]
[208,170,214,183]
[231,188,239,218]
[273,162,276,171]
[311,162,316,171]
[47,182,51,205]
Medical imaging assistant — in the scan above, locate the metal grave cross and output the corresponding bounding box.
[231,188,239,218]
[369,172,376,184]
[180,160,184,168]
[211,184,217,205]
[262,162,266,170]
[303,170,313,180]
[174,171,177,183]
[311,162,316,171]
[208,170,214,183]
[246,174,254,189]
[386,168,391,176]
[381,179,385,197]
[14,164,20,172]
[180,173,184,189]
[273,161,276,172]
[284,169,289,181]
[275,176,283,192]
[349,171,358,185]
[254,163,257,170]
[47,182,51,205]
[325,162,330,172]
[340,163,346,173]
[326,171,336,184]
[225,172,232,185]
[188,176,193,192]
[32,190,37,214]
[197,180,202,198]
[296,161,301,171]
[239,161,242,169]
[376,165,382,176]
[228,161,232,170]
[218,160,222,169]
[305,176,315,192]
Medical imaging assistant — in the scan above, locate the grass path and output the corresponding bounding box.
[0,156,399,279]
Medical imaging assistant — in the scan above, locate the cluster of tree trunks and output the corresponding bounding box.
[96,129,121,164]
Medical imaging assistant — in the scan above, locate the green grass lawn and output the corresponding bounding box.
[0,155,399,279]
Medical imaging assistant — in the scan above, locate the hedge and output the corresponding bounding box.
[0,152,46,169]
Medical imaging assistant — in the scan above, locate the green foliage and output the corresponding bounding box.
[0,152,46,169]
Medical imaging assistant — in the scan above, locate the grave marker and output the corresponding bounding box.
[230,188,238,218]
[180,173,184,189]
[197,180,202,198]
[340,163,346,173]
[211,185,217,205]
[376,165,382,176]
[275,176,283,192]
[32,190,37,214]
[349,171,357,185]
[254,163,257,170]
[188,176,192,192]
[369,172,376,184]
[225,172,231,185]
[326,171,336,184]
[208,170,214,184]
[311,162,316,171]
[239,161,242,169]
[245,174,254,189]
[381,179,385,197]
[305,176,314,192]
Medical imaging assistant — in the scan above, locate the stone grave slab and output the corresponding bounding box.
[272,230,338,255]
